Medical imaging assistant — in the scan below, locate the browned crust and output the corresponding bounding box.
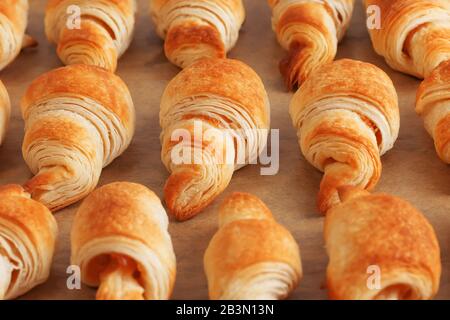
[56,20,118,71]
[296,59,399,125]
[324,188,441,300]
[161,58,270,130]
[21,64,134,130]
[0,184,57,251]
[204,192,302,299]
[71,182,175,291]
[416,60,450,114]
[435,114,450,160]
[275,2,337,90]
[46,0,135,15]
[165,21,225,61]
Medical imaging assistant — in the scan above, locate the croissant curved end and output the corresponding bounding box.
[21,35,38,49]
[279,43,308,91]
[23,166,95,212]
[164,165,233,221]
[96,255,145,300]
[317,163,356,214]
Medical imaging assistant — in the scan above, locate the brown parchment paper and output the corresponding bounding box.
[0,0,448,300]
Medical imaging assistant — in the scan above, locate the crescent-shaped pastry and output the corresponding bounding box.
[150,0,245,68]
[268,0,355,90]
[45,0,136,72]
[0,185,57,300]
[289,59,400,214]
[204,192,302,300]
[0,80,10,144]
[365,0,450,78]
[0,0,36,71]
[160,58,270,221]
[416,60,450,163]
[325,187,441,300]
[71,182,176,300]
[21,64,135,211]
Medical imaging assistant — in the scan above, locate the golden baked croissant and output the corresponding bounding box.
[204,192,302,300]
[416,60,450,163]
[71,182,176,300]
[0,185,57,300]
[21,64,135,211]
[268,0,355,90]
[325,187,441,300]
[289,59,400,214]
[45,0,136,72]
[0,80,10,144]
[150,0,245,68]
[365,0,450,78]
[160,58,270,221]
[0,0,36,71]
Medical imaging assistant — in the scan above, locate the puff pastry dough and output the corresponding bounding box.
[160,58,270,221]
[0,185,57,300]
[268,0,355,89]
[0,80,10,144]
[0,0,35,71]
[71,182,176,300]
[45,0,136,72]
[204,192,302,300]
[150,0,245,68]
[21,64,135,211]
[290,59,399,214]
[365,0,450,78]
[325,187,441,300]
[416,60,450,163]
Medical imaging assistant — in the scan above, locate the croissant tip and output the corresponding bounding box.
[22,35,38,49]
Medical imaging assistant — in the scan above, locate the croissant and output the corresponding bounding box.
[204,192,302,300]
[45,0,136,72]
[150,0,245,68]
[21,64,135,211]
[365,0,450,79]
[325,187,441,300]
[289,59,400,214]
[0,185,57,300]
[160,58,270,221]
[416,60,450,163]
[0,0,36,71]
[71,182,176,300]
[268,0,355,90]
[0,80,10,144]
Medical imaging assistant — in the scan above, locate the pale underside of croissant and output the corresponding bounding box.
[325,187,441,300]
[160,58,270,221]
[290,59,400,214]
[71,182,176,300]
[0,80,10,144]
[204,192,302,300]
[0,185,57,300]
[0,0,36,71]
[268,0,355,90]
[150,0,245,68]
[416,60,450,164]
[365,0,450,79]
[45,0,136,72]
[21,64,135,211]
